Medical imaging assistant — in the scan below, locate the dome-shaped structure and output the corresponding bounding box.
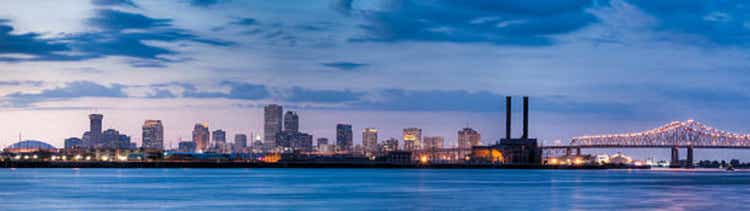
[4,140,57,153]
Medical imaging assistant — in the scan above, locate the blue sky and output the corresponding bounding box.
[1,0,750,160]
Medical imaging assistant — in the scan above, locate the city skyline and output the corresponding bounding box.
[1,1,750,160]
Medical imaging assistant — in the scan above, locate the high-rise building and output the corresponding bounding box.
[142,120,164,150]
[284,111,299,132]
[382,138,399,152]
[88,114,103,148]
[264,104,283,150]
[423,136,445,150]
[192,123,210,152]
[212,129,227,153]
[235,134,248,149]
[336,124,353,152]
[362,128,378,156]
[101,129,132,149]
[458,128,481,149]
[402,128,422,151]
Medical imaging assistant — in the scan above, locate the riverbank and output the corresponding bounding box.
[0,161,649,169]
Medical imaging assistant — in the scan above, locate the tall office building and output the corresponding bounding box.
[402,128,422,151]
[458,128,481,149]
[423,136,445,150]
[88,114,103,148]
[142,120,164,150]
[192,123,210,152]
[264,104,283,150]
[283,111,299,132]
[362,128,378,156]
[235,134,248,149]
[336,124,353,152]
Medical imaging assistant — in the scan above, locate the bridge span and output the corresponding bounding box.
[543,119,750,167]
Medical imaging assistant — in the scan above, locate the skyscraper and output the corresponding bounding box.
[192,123,210,152]
[336,124,353,152]
[362,128,378,156]
[88,114,103,148]
[402,128,422,151]
[458,128,481,149]
[264,104,283,151]
[283,111,299,132]
[142,120,164,150]
[212,129,227,153]
[235,134,248,149]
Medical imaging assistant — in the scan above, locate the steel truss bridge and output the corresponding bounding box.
[543,119,750,166]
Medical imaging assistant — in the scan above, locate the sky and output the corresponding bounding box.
[1,0,750,160]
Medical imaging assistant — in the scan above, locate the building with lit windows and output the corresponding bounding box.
[336,124,353,152]
[142,120,164,150]
[402,128,422,151]
[362,128,378,156]
[192,123,210,152]
[264,104,283,151]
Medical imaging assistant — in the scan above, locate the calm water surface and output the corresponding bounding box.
[0,168,748,210]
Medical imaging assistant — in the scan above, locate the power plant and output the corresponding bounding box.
[473,96,541,164]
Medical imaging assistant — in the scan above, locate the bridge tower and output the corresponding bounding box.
[686,146,694,168]
[670,147,679,167]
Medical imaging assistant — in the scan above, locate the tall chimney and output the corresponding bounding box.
[505,96,511,141]
[522,96,529,139]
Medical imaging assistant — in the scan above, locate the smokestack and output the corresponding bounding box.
[522,96,529,139]
[505,96,511,141]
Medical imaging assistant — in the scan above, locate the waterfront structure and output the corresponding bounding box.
[87,114,103,148]
[403,128,422,151]
[284,111,299,132]
[235,134,248,149]
[141,120,164,150]
[64,137,83,150]
[264,104,283,151]
[336,124,353,152]
[458,128,481,150]
[317,138,328,146]
[423,136,445,150]
[192,123,210,152]
[362,128,378,156]
[495,96,540,164]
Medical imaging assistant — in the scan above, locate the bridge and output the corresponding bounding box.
[544,119,750,167]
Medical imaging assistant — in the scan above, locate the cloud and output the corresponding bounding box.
[321,62,369,71]
[187,0,226,7]
[91,0,138,8]
[0,81,44,87]
[5,81,127,106]
[626,0,750,46]
[0,22,75,62]
[341,0,601,45]
[230,17,257,26]
[284,87,365,103]
[0,9,232,66]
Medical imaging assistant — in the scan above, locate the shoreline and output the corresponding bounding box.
[0,161,647,170]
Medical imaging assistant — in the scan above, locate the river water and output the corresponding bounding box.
[0,168,748,210]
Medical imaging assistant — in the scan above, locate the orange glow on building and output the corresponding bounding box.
[262,153,281,163]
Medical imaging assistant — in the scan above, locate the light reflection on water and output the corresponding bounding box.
[0,168,748,210]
